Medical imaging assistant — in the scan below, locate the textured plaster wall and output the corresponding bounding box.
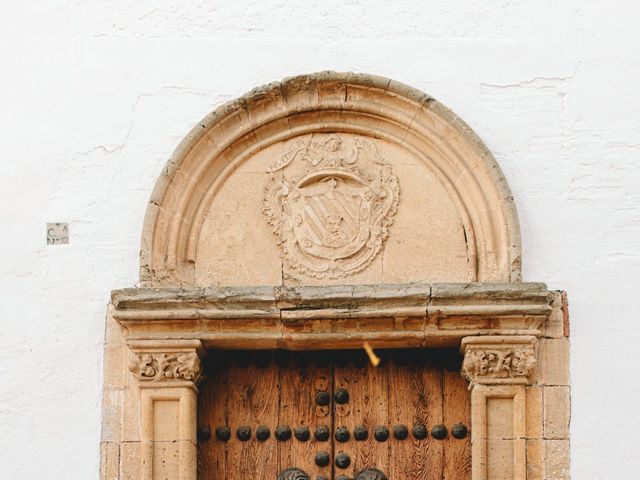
[0,1,638,478]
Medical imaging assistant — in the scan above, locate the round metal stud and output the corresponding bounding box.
[412,424,427,440]
[373,425,389,442]
[294,426,310,442]
[431,424,448,440]
[277,468,309,480]
[314,451,330,467]
[393,424,408,440]
[451,423,468,439]
[335,452,351,469]
[237,426,251,441]
[215,426,231,441]
[314,426,330,442]
[336,476,350,480]
[256,425,271,441]
[335,427,350,442]
[315,391,330,406]
[275,425,292,441]
[197,427,211,442]
[354,425,368,441]
[355,468,388,480]
[334,388,350,404]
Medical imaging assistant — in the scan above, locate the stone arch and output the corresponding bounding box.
[140,72,521,286]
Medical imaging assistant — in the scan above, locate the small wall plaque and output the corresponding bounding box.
[47,223,69,245]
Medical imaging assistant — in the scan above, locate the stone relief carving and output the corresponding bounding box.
[462,346,536,383]
[128,352,202,384]
[263,134,399,279]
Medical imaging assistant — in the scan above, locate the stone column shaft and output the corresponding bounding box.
[128,339,204,480]
[461,336,537,480]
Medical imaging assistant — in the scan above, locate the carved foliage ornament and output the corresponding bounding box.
[462,346,536,383]
[128,352,202,384]
[263,134,399,279]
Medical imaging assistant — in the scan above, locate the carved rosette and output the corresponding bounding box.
[129,352,202,384]
[461,336,537,386]
[263,134,399,279]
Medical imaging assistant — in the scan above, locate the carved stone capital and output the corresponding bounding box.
[127,339,204,387]
[461,336,537,386]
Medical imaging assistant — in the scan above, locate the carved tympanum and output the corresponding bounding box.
[128,352,202,383]
[263,134,399,279]
[462,346,536,383]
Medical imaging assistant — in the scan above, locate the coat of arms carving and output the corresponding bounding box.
[263,134,399,279]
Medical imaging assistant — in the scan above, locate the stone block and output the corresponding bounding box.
[544,386,571,439]
[100,442,119,480]
[121,386,141,442]
[100,388,123,443]
[542,338,570,386]
[527,439,545,480]
[526,386,543,438]
[119,441,141,480]
[102,342,125,389]
[545,439,570,480]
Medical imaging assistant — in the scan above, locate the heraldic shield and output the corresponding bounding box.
[263,134,399,279]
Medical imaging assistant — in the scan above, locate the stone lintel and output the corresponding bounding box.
[112,283,552,349]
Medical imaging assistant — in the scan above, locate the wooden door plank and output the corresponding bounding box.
[278,352,333,479]
[226,352,279,480]
[387,354,415,480]
[198,351,228,480]
[443,369,472,480]
[419,353,445,480]
[334,350,390,480]
[388,351,444,480]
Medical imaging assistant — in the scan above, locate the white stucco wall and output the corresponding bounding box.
[1,1,639,478]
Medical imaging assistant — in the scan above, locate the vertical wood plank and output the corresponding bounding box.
[198,351,228,480]
[335,350,390,479]
[278,351,332,478]
[387,353,415,480]
[410,352,444,480]
[443,369,472,480]
[225,352,279,480]
[388,351,443,480]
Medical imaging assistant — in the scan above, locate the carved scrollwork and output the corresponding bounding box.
[462,345,536,384]
[263,134,399,279]
[128,352,202,384]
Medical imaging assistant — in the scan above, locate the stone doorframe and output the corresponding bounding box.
[100,283,570,480]
[100,72,570,479]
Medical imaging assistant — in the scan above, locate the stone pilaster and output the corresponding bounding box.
[461,336,537,480]
[127,339,205,480]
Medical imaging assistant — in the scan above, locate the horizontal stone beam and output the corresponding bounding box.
[111,283,553,349]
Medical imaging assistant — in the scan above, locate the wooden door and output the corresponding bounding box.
[198,349,471,480]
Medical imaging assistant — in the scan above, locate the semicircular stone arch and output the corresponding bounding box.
[141,72,521,287]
